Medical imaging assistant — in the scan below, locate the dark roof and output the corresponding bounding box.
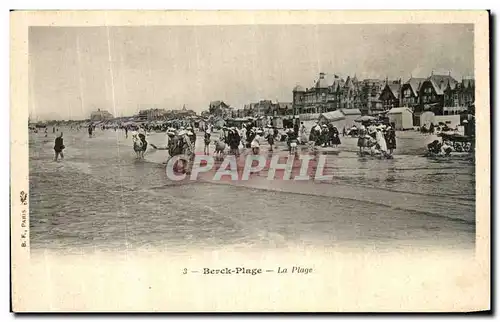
[383,83,401,99]
[210,100,228,107]
[344,76,352,88]
[332,78,345,91]
[405,77,426,96]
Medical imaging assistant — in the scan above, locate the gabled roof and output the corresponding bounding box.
[382,83,401,99]
[427,74,458,95]
[210,100,228,107]
[388,83,401,99]
[332,78,345,91]
[344,76,352,88]
[404,77,426,96]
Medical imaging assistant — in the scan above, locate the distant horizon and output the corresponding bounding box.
[29,24,474,121]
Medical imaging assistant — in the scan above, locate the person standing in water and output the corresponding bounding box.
[203,127,211,155]
[299,122,308,144]
[265,125,274,152]
[375,126,389,158]
[54,132,65,161]
[138,128,148,158]
[385,126,396,155]
[125,126,129,139]
[357,125,367,154]
[88,124,93,138]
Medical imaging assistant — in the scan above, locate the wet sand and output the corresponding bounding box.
[29,128,475,254]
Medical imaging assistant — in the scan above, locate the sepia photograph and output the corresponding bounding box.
[10,11,490,312]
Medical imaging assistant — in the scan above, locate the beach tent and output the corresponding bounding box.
[420,111,435,127]
[337,108,362,130]
[318,110,345,124]
[386,107,413,130]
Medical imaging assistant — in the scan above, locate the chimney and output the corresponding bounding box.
[319,72,325,79]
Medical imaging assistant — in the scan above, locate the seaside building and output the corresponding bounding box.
[292,73,384,116]
[208,101,233,118]
[379,79,402,111]
[90,109,114,121]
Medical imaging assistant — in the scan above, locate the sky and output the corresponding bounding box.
[28,24,474,121]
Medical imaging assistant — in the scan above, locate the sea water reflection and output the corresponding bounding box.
[29,128,475,254]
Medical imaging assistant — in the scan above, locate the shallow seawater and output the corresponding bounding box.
[29,128,475,254]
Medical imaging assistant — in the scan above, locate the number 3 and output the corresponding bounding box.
[183,268,187,275]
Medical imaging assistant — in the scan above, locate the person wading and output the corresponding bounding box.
[385,126,396,155]
[138,128,148,159]
[54,132,65,161]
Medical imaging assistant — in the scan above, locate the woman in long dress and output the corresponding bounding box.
[357,125,367,154]
[331,126,341,147]
[251,130,263,155]
[385,126,397,154]
[299,122,308,144]
[375,127,388,157]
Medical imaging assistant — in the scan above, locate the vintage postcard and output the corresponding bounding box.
[10,10,490,312]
